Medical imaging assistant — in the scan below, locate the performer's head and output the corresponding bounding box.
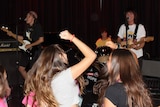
[25,11,38,25]
[124,8,138,24]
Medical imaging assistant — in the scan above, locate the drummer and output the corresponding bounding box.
[95,27,112,63]
[95,27,111,48]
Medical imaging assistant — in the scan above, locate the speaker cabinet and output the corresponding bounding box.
[142,60,160,107]
[0,51,22,86]
[142,60,160,77]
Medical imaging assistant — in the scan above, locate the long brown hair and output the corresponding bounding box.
[24,44,68,106]
[93,64,109,106]
[24,44,85,106]
[94,49,153,107]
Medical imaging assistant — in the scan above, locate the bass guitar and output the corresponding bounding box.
[1,26,31,53]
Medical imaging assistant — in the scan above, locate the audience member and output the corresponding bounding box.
[93,49,153,107]
[0,65,11,107]
[22,30,97,107]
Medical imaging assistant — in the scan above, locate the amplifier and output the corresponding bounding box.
[0,40,18,48]
[0,40,20,52]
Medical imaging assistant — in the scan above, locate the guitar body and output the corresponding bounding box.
[120,36,154,48]
[19,40,31,52]
[1,26,40,61]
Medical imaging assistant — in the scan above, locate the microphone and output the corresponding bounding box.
[18,17,22,20]
[18,17,25,21]
[126,16,130,21]
[126,17,129,21]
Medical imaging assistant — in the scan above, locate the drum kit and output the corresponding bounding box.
[83,46,112,88]
[82,46,112,106]
[95,46,112,63]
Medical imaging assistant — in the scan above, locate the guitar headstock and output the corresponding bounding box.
[1,26,9,33]
[145,36,154,42]
[1,26,14,37]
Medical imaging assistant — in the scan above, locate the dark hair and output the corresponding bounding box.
[109,49,152,107]
[124,8,138,24]
[93,63,109,105]
[99,27,107,34]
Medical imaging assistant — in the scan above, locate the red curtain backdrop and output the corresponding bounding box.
[0,0,160,59]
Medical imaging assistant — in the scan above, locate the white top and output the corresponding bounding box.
[117,24,146,58]
[51,68,79,107]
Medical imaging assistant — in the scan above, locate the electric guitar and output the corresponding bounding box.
[1,26,31,53]
[120,36,154,48]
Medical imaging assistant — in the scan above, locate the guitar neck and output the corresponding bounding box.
[135,39,144,45]
[1,27,25,44]
[135,36,154,45]
[7,31,24,44]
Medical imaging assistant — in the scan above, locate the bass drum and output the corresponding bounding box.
[83,62,104,91]
[82,62,103,107]
[95,46,112,63]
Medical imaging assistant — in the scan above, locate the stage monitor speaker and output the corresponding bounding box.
[142,59,160,78]
[0,51,23,86]
[142,60,160,107]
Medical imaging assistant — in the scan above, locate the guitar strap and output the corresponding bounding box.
[133,24,139,40]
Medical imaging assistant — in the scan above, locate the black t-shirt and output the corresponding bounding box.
[23,22,44,52]
[105,83,128,107]
[19,22,44,68]
[23,22,44,46]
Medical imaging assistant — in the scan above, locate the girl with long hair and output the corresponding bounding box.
[94,49,153,107]
[22,30,97,107]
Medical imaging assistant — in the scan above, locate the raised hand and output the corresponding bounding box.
[59,30,74,41]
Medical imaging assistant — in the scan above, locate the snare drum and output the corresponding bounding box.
[95,46,112,63]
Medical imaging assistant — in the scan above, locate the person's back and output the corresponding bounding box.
[51,68,79,107]
[94,49,153,107]
[105,83,127,107]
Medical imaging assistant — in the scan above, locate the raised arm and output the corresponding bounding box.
[59,30,97,79]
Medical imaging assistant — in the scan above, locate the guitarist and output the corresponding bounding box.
[7,11,44,80]
[117,9,146,69]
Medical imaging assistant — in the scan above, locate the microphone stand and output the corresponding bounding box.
[15,19,20,72]
[125,19,129,48]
